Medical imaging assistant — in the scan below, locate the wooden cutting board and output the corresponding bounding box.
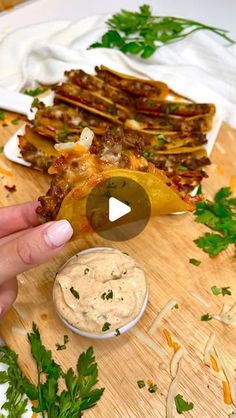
[0,113,236,418]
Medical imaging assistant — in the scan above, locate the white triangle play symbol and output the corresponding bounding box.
[108,197,131,222]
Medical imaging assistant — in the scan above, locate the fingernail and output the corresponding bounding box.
[44,220,73,248]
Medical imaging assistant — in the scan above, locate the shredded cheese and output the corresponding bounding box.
[210,356,220,373]
[11,326,28,337]
[212,303,236,326]
[163,329,180,357]
[172,342,180,353]
[163,329,173,348]
[148,299,178,335]
[170,347,184,378]
[223,381,233,405]
[166,347,184,418]
[204,333,215,366]
[190,291,210,308]
[131,327,165,358]
[214,346,236,406]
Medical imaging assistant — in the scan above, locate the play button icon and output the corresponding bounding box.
[86,175,151,241]
[109,197,131,222]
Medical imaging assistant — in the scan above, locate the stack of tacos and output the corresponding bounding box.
[17,66,216,232]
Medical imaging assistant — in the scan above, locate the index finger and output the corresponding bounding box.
[0,201,40,239]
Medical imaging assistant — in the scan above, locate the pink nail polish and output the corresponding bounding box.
[44,220,73,248]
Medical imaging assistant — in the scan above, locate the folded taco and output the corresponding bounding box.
[36,128,194,237]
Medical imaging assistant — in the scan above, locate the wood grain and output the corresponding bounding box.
[0,112,236,417]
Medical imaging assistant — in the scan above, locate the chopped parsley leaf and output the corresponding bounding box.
[24,87,45,97]
[31,97,40,108]
[84,268,90,275]
[0,146,4,153]
[148,383,157,393]
[102,322,111,332]
[104,190,112,198]
[175,394,194,414]
[165,103,180,115]
[157,134,166,142]
[107,106,114,114]
[70,287,80,300]
[101,290,113,300]
[106,289,113,299]
[196,184,202,195]
[44,159,50,170]
[56,335,69,351]
[11,118,20,125]
[177,165,188,171]
[211,285,231,296]
[143,150,154,158]
[137,380,145,389]
[57,124,70,142]
[115,328,120,336]
[189,258,201,266]
[201,313,212,321]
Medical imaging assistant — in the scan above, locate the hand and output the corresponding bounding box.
[0,201,73,318]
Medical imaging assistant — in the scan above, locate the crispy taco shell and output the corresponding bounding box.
[126,113,214,132]
[135,98,216,117]
[96,66,169,99]
[19,126,59,171]
[55,167,192,237]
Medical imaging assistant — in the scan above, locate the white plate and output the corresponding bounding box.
[3,91,54,165]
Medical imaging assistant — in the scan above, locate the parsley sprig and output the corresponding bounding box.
[90,4,234,59]
[194,187,236,256]
[0,346,36,417]
[0,323,104,418]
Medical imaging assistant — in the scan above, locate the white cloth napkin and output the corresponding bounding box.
[0,14,236,128]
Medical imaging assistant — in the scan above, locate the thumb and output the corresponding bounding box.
[0,220,73,283]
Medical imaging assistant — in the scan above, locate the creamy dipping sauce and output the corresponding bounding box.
[54,248,147,334]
